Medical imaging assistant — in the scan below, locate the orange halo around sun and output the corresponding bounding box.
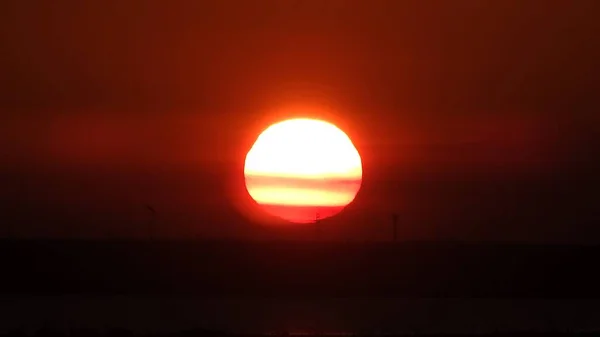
[244,118,363,223]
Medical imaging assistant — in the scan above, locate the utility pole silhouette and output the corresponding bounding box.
[392,213,399,242]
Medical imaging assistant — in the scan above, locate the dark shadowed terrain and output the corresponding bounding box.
[1,240,599,298]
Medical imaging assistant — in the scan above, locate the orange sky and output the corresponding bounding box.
[0,1,599,241]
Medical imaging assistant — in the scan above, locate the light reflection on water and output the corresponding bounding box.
[0,297,599,334]
[265,332,357,336]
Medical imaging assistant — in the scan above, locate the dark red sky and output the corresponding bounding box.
[0,0,599,242]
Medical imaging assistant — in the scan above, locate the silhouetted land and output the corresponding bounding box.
[6,330,600,337]
[2,240,600,298]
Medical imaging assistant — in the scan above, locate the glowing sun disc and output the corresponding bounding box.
[244,118,362,223]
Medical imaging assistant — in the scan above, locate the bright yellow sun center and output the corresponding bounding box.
[244,118,363,223]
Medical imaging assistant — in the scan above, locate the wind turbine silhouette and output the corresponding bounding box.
[392,213,399,242]
[145,204,156,240]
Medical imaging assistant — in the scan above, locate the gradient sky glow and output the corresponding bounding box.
[0,1,599,241]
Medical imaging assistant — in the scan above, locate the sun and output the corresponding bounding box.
[244,118,362,223]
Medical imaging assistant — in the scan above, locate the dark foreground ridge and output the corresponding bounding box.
[4,329,600,337]
[2,240,599,297]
